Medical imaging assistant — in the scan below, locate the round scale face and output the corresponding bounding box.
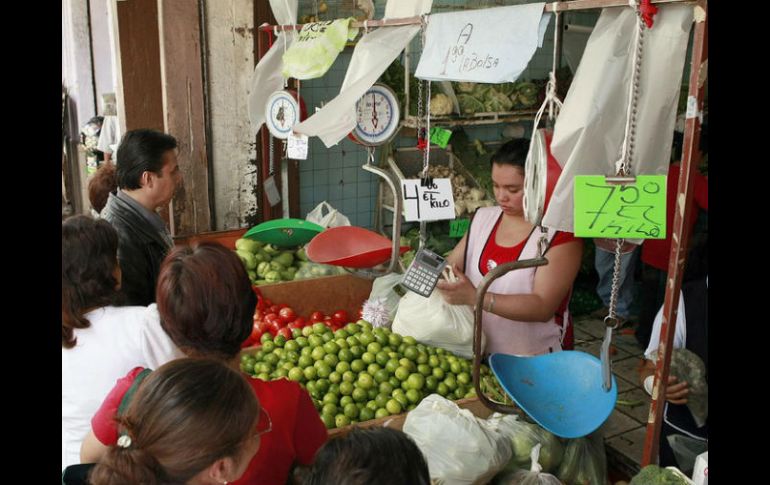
[265,91,300,139]
[351,83,400,146]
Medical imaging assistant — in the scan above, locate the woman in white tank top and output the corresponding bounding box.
[436,139,583,356]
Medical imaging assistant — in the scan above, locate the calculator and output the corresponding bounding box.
[402,248,447,297]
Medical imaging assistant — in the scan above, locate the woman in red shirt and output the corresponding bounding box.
[89,358,261,485]
[81,242,328,484]
[437,139,583,356]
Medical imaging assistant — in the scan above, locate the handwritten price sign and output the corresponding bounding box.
[402,178,456,222]
[415,3,549,83]
[574,175,667,239]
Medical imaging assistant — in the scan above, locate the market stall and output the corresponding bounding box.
[181,0,708,483]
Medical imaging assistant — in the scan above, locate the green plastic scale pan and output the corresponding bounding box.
[243,218,324,247]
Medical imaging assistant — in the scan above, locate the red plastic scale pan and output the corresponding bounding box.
[306,226,410,268]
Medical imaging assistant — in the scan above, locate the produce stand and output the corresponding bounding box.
[246,0,708,481]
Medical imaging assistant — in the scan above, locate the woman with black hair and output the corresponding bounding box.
[80,242,327,485]
[62,215,182,471]
[437,139,583,356]
[304,427,431,485]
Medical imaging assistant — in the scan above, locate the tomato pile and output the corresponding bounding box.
[241,287,355,348]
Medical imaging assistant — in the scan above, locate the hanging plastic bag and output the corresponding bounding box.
[392,268,485,359]
[496,444,563,485]
[305,201,351,228]
[669,348,708,427]
[543,5,694,233]
[556,431,608,485]
[362,273,404,328]
[487,413,564,474]
[666,434,707,475]
[282,18,358,80]
[402,395,512,485]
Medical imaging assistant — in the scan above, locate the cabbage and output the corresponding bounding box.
[430,93,454,116]
[457,94,485,114]
[630,465,690,485]
[455,81,477,93]
[483,88,514,112]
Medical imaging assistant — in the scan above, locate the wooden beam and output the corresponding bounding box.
[642,0,708,466]
[158,0,212,236]
[115,0,164,132]
[255,2,282,222]
[113,0,172,226]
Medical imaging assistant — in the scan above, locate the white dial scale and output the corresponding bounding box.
[265,90,301,140]
[350,83,401,146]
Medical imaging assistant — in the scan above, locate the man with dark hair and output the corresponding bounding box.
[103,129,182,306]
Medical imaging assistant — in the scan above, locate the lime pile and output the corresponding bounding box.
[240,320,495,429]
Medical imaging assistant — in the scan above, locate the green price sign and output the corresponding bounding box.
[449,218,470,237]
[574,175,667,239]
[429,127,453,149]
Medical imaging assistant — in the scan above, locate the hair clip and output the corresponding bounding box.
[117,435,132,448]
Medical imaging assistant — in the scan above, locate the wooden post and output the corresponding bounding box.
[641,0,708,466]
[158,0,212,236]
[255,1,276,222]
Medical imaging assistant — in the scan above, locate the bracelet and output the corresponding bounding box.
[486,293,495,313]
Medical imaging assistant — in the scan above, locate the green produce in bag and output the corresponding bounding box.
[488,414,564,474]
[494,444,562,485]
[669,348,708,427]
[556,431,607,485]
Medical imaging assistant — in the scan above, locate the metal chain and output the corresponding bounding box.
[417,79,423,136]
[423,79,431,177]
[606,238,625,325]
[268,134,275,176]
[606,7,647,323]
[617,11,646,176]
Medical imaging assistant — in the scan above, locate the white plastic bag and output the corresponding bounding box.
[305,201,351,228]
[392,284,484,359]
[403,395,512,485]
[487,413,563,473]
[666,434,707,475]
[497,444,563,485]
[362,273,404,328]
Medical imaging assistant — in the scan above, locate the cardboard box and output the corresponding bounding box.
[257,274,374,319]
[173,227,248,250]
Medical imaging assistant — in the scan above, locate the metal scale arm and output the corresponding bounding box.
[344,162,403,279]
[471,256,549,413]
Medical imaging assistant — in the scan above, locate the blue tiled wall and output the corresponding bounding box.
[295,1,600,230]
